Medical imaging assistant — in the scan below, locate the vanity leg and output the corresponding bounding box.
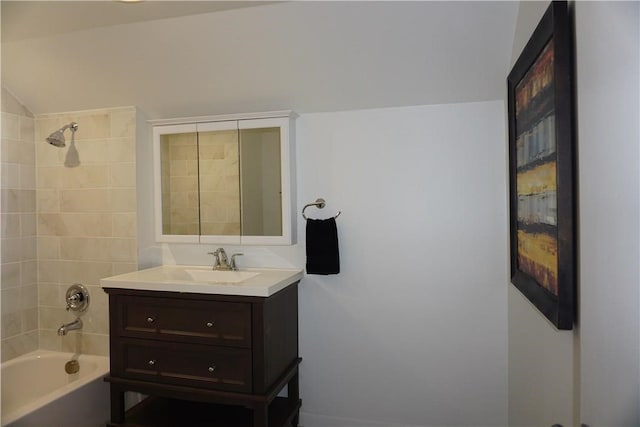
[253,405,268,427]
[288,371,300,426]
[109,385,125,425]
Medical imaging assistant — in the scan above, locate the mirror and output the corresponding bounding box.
[152,114,294,245]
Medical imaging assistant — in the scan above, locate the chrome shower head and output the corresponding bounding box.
[46,129,66,147]
[46,122,78,148]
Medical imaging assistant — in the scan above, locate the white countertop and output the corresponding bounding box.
[100,265,303,297]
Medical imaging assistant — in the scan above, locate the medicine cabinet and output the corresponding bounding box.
[151,112,295,245]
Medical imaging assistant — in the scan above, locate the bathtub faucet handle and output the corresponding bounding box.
[66,293,80,310]
[65,284,90,312]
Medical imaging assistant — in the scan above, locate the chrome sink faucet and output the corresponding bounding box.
[208,248,243,271]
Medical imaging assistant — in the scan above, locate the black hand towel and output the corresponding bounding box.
[305,217,340,275]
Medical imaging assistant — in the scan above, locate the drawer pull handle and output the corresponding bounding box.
[206,322,214,328]
[208,366,215,373]
[146,317,155,324]
[148,359,156,366]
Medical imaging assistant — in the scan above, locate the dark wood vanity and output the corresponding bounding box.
[103,281,301,427]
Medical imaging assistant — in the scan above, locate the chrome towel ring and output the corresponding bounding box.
[302,198,341,220]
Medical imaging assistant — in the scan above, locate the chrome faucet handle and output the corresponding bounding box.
[216,248,229,266]
[65,284,89,312]
[230,253,243,271]
[207,251,221,270]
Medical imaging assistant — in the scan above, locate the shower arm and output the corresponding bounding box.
[62,122,79,133]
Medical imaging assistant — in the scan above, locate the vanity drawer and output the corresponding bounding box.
[116,339,252,393]
[117,296,251,348]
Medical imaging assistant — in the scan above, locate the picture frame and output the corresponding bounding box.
[507,0,576,330]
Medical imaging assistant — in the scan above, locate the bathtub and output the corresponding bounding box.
[1,350,110,427]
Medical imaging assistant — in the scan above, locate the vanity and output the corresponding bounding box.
[101,266,303,427]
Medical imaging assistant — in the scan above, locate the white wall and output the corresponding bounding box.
[575,2,640,425]
[138,102,509,426]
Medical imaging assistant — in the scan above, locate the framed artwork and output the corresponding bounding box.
[507,0,576,330]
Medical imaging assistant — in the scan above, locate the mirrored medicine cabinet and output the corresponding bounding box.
[151,112,295,245]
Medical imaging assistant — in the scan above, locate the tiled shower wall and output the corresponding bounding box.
[1,88,38,362]
[35,107,137,356]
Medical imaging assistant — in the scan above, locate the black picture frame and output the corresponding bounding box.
[507,0,576,330]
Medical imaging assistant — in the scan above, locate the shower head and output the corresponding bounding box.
[46,122,78,147]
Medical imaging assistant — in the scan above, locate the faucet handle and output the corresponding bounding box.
[230,253,243,271]
[207,251,221,270]
[65,284,89,312]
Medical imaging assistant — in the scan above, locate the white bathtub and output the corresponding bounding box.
[1,350,110,427]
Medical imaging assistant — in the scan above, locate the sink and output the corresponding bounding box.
[101,265,303,297]
[185,269,260,283]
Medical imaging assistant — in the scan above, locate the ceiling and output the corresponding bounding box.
[1,1,277,42]
[1,1,519,119]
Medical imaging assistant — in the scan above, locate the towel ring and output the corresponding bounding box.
[302,198,341,220]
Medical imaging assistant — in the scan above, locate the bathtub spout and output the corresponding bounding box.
[57,318,82,336]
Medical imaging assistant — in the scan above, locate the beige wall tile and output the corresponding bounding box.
[60,189,110,212]
[39,330,62,351]
[107,138,136,163]
[39,213,113,237]
[21,213,37,237]
[1,312,21,338]
[81,288,108,335]
[1,262,21,289]
[66,332,108,356]
[1,331,38,362]
[21,236,36,260]
[59,260,113,286]
[61,165,110,189]
[111,263,137,276]
[2,140,21,163]
[61,112,110,141]
[21,260,37,286]
[110,189,136,213]
[21,285,38,310]
[20,116,35,143]
[2,100,39,360]
[1,189,19,213]
[1,112,20,140]
[72,139,109,164]
[110,108,136,138]
[36,117,61,142]
[19,142,36,166]
[60,237,136,263]
[20,165,36,190]
[37,236,60,260]
[109,238,137,262]
[2,162,20,189]
[22,307,39,332]
[37,189,60,212]
[110,163,136,188]
[37,166,62,188]
[1,237,21,263]
[2,213,21,238]
[38,284,62,307]
[3,106,139,361]
[36,143,65,166]
[39,306,67,329]
[38,260,62,283]
[1,288,21,314]
[19,190,36,213]
[112,213,136,238]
